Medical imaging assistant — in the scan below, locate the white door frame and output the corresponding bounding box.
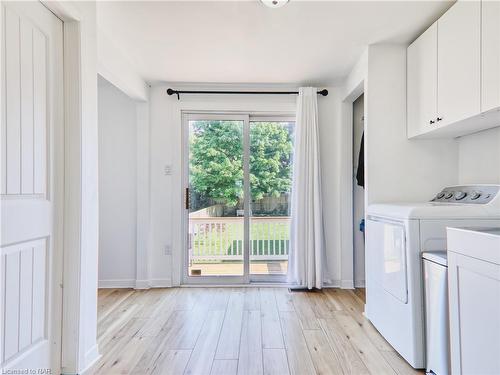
[181,111,294,285]
[0,1,96,373]
[340,80,365,289]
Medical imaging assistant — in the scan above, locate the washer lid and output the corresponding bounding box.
[367,202,500,220]
[422,251,448,266]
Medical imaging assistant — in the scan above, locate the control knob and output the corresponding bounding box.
[436,192,446,199]
[454,191,467,200]
[470,191,481,200]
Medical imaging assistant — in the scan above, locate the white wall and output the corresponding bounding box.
[340,44,460,288]
[98,77,138,287]
[96,28,148,101]
[147,85,345,286]
[364,44,458,204]
[135,101,151,289]
[319,87,344,285]
[352,94,365,287]
[458,127,500,184]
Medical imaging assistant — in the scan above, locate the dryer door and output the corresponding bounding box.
[367,217,408,303]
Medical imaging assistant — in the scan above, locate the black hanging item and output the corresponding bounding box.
[356,132,365,188]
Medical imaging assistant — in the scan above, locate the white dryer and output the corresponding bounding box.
[365,185,500,369]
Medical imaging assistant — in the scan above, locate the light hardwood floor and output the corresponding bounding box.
[90,287,421,375]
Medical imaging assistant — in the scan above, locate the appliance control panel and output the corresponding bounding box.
[431,185,500,204]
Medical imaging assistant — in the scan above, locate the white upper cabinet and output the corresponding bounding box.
[407,0,500,139]
[482,0,500,112]
[407,23,437,138]
[437,1,481,128]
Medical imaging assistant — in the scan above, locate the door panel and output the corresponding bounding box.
[187,118,246,278]
[448,252,500,375]
[1,1,63,372]
[249,120,294,280]
[437,1,481,126]
[2,240,47,362]
[481,0,500,112]
[407,23,437,138]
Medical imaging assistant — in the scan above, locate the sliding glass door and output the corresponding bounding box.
[249,119,294,281]
[184,113,294,284]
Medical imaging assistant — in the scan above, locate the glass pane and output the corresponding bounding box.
[188,120,244,276]
[249,121,294,276]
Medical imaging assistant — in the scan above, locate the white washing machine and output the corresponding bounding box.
[365,185,500,369]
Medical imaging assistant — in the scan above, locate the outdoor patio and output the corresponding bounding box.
[188,216,290,276]
[188,260,288,276]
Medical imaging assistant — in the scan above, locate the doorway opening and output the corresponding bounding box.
[352,94,365,288]
[183,113,295,284]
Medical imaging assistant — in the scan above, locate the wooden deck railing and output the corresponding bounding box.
[188,216,290,262]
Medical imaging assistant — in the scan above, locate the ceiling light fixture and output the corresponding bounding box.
[260,0,289,9]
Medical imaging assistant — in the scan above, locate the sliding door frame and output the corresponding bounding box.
[247,115,294,285]
[181,111,294,285]
[182,113,250,285]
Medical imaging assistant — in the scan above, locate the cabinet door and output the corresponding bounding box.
[437,1,481,127]
[482,0,500,112]
[407,23,437,138]
[448,252,500,375]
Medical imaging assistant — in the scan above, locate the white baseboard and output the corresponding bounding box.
[80,344,101,375]
[98,278,173,289]
[98,279,136,288]
[340,279,355,289]
[354,280,366,288]
[322,279,355,289]
[135,279,151,289]
[150,278,172,288]
[99,278,355,290]
[322,279,340,288]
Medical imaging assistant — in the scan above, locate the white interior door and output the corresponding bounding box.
[1,1,63,372]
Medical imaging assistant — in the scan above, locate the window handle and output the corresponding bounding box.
[185,187,190,210]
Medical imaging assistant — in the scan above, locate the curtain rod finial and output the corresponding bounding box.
[318,89,328,96]
[167,88,180,100]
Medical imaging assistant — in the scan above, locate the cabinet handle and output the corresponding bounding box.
[429,120,435,124]
[437,117,443,122]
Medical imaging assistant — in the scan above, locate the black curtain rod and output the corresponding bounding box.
[166,88,328,100]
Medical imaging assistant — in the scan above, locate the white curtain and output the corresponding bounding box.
[288,87,325,289]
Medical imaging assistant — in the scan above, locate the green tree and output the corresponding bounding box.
[250,122,293,200]
[190,121,293,207]
[190,121,243,207]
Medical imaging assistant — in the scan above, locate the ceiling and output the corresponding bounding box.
[97,1,453,86]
